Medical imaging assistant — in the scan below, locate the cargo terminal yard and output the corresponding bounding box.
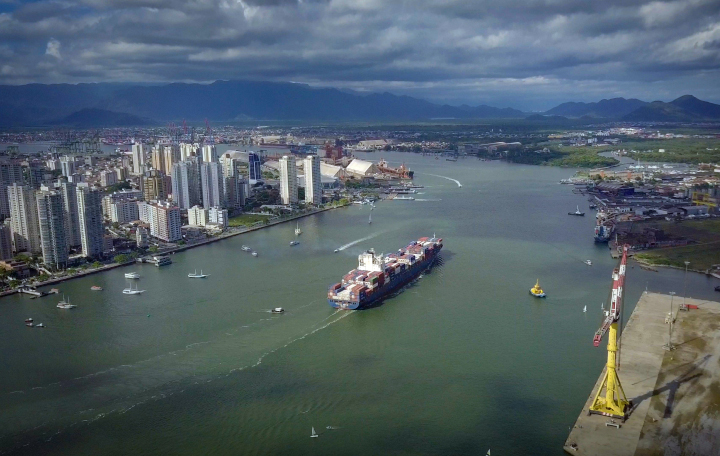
[563,292,720,455]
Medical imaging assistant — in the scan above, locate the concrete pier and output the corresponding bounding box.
[564,292,720,456]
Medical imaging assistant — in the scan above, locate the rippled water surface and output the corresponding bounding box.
[2,153,717,455]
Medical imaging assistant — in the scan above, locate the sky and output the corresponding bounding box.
[0,0,719,111]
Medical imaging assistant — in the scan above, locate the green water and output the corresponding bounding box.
[2,153,718,455]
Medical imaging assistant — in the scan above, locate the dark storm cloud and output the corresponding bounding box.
[0,0,718,109]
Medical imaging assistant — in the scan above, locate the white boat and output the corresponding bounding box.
[36,323,45,328]
[125,272,140,279]
[295,222,302,236]
[57,296,77,309]
[334,249,339,253]
[368,214,372,224]
[311,427,318,438]
[122,283,145,295]
[241,245,251,252]
[583,305,587,313]
[251,251,258,257]
[584,260,592,266]
[188,269,209,278]
[394,196,415,200]
[290,241,299,246]
[271,307,285,314]
[568,205,585,216]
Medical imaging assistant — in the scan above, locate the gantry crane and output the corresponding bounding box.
[589,245,632,420]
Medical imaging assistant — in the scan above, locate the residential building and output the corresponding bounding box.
[60,156,76,178]
[46,158,61,171]
[8,184,41,253]
[68,173,84,184]
[77,185,104,258]
[163,145,181,177]
[200,162,224,209]
[171,161,201,210]
[202,145,218,163]
[224,175,246,212]
[102,189,143,218]
[115,167,127,181]
[56,181,81,248]
[142,170,168,202]
[110,200,140,224]
[0,224,13,261]
[0,158,25,219]
[36,189,68,269]
[147,201,181,242]
[151,145,163,173]
[279,155,298,205]
[137,201,150,223]
[180,143,199,161]
[100,170,117,187]
[188,205,208,227]
[208,207,228,230]
[131,143,146,175]
[27,163,48,189]
[304,155,322,205]
[136,226,149,248]
[248,152,262,181]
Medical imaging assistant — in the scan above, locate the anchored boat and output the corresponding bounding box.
[530,279,546,298]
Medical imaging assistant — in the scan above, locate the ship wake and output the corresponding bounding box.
[423,173,463,187]
[336,232,383,251]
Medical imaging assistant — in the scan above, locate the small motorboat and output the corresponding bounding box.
[125,272,140,279]
[583,306,587,313]
[334,249,339,253]
[271,307,285,314]
[589,204,597,209]
[188,270,209,278]
[26,322,34,327]
[584,260,592,266]
[241,245,251,252]
[290,241,299,246]
[91,286,103,291]
[251,251,258,257]
[568,205,585,216]
[25,318,33,323]
[530,279,546,298]
[368,214,372,225]
[295,222,302,236]
[311,427,318,438]
[36,323,45,328]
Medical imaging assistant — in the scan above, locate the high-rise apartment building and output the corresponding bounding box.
[56,181,81,248]
[188,205,208,227]
[110,200,140,224]
[0,158,25,219]
[200,162,224,209]
[100,170,117,187]
[142,170,168,202]
[208,207,228,230]
[0,224,12,260]
[223,176,246,212]
[36,189,68,269]
[304,155,322,206]
[248,153,262,181]
[60,156,76,178]
[147,201,181,242]
[131,143,146,175]
[279,155,298,205]
[163,145,181,177]
[151,145,165,174]
[8,184,41,253]
[136,226,149,248]
[202,145,218,163]
[77,185,104,258]
[172,161,201,210]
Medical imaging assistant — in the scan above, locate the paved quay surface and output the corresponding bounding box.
[564,292,720,456]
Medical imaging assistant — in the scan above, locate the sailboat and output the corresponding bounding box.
[188,269,209,278]
[568,205,585,216]
[295,222,302,236]
[311,427,318,438]
[57,295,77,309]
[368,214,372,224]
[583,305,587,313]
[123,283,145,295]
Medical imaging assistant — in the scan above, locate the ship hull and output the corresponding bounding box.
[328,253,438,310]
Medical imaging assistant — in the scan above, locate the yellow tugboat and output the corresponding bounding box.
[530,279,546,298]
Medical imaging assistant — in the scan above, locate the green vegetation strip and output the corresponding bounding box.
[228,214,272,227]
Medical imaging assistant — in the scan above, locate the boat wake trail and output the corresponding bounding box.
[423,173,462,187]
[337,232,383,251]
[415,199,442,202]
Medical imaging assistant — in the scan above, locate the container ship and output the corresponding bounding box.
[327,236,443,310]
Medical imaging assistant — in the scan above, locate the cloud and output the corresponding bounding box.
[0,0,717,109]
[45,37,61,59]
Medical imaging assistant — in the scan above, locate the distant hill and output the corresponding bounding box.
[52,108,155,128]
[545,98,648,118]
[548,95,720,122]
[0,81,525,126]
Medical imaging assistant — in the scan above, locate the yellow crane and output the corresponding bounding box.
[589,245,631,420]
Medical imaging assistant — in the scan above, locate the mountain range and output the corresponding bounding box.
[0,80,718,126]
